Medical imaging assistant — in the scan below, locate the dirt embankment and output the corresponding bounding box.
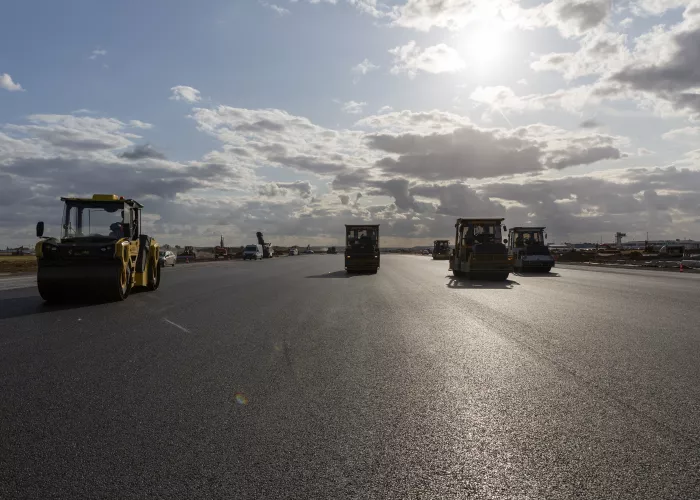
[0,256,37,274]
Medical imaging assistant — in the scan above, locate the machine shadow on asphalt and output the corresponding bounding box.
[445,276,520,289]
[512,272,561,278]
[306,270,369,278]
[0,295,97,320]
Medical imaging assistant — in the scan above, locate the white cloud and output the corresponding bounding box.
[260,1,290,15]
[352,58,379,75]
[0,73,24,92]
[531,30,631,80]
[662,126,700,143]
[89,48,107,60]
[169,85,202,103]
[392,0,514,31]
[352,58,379,83]
[129,120,154,129]
[631,0,689,16]
[469,85,594,115]
[341,100,367,114]
[390,41,465,78]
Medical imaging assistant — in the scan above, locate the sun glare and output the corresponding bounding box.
[459,20,510,73]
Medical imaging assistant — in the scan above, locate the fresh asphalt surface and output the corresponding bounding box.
[1,256,700,499]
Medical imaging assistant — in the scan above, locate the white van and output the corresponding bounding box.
[242,244,263,260]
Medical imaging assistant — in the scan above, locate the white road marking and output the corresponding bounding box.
[163,318,190,333]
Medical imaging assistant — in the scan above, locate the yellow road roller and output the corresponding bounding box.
[35,194,161,302]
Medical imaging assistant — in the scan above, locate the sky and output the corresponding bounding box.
[2,0,700,247]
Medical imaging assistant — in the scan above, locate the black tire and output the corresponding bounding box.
[147,260,161,291]
[542,267,552,273]
[107,264,130,302]
[38,279,62,303]
[172,262,175,267]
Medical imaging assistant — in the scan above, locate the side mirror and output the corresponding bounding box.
[545,233,548,239]
[503,238,508,244]
[36,221,45,238]
[503,225,507,231]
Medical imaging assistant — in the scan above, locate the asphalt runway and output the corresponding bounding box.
[1,256,699,499]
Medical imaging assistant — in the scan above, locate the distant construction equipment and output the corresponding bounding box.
[256,232,274,258]
[614,232,627,249]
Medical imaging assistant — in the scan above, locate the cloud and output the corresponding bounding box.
[169,85,202,103]
[580,118,601,128]
[118,144,167,160]
[89,48,107,60]
[604,4,700,117]
[364,116,625,181]
[631,0,689,16]
[352,58,379,83]
[260,2,290,15]
[545,0,610,38]
[352,58,379,75]
[469,85,593,115]
[258,179,318,199]
[0,73,24,92]
[390,41,465,78]
[4,114,140,154]
[128,119,153,129]
[392,0,513,31]
[339,194,350,205]
[662,126,700,143]
[530,31,630,80]
[340,100,367,114]
[357,109,472,133]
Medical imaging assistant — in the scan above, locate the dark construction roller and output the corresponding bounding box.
[35,194,161,303]
[38,262,129,301]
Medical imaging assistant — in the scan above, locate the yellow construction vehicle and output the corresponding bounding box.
[432,240,451,260]
[34,194,161,302]
[345,224,380,273]
[449,218,513,280]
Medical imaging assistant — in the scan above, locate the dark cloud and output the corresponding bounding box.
[339,194,350,205]
[277,181,313,198]
[580,119,600,128]
[608,11,700,115]
[258,181,313,199]
[546,145,622,169]
[119,144,167,160]
[269,154,349,175]
[367,178,430,212]
[410,182,504,217]
[331,169,371,191]
[367,127,543,180]
[235,119,286,133]
[2,157,213,202]
[556,0,609,33]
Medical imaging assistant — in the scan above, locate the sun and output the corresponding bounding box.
[458,20,510,73]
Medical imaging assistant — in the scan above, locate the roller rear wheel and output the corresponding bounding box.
[147,260,161,291]
[38,279,62,303]
[106,264,130,302]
